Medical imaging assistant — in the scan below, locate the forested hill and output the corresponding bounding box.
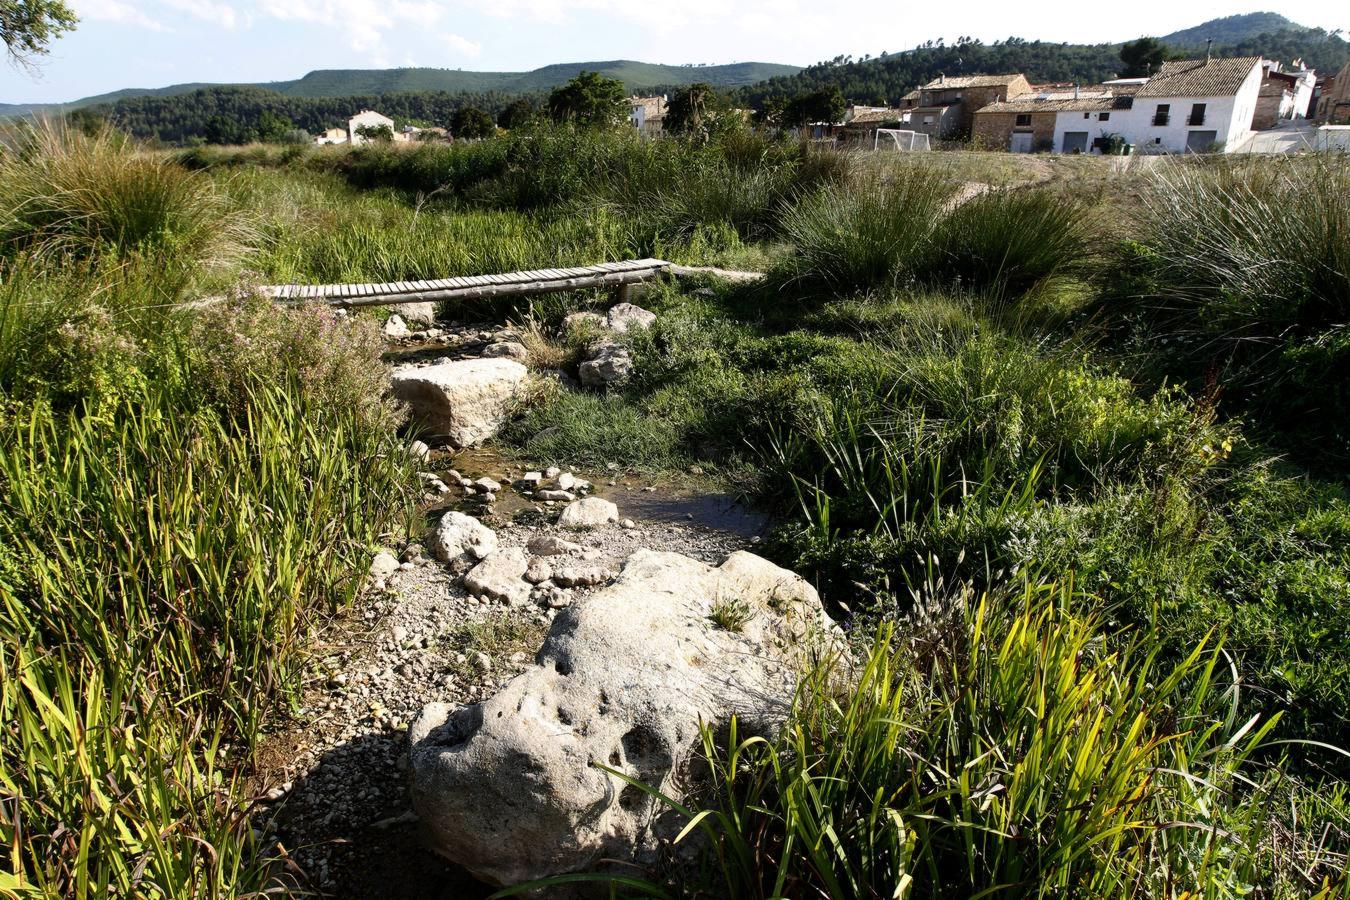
[0,60,800,118]
[107,87,544,144]
[734,20,1348,108]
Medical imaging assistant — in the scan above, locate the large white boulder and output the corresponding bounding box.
[408,549,832,887]
[390,359,529,448]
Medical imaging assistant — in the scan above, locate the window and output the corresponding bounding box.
[1188,103,1206,125]
[1098,112,1110,121]
[1015,113,1032,126]
[922,115,934,125]
[1153,103,1170,126]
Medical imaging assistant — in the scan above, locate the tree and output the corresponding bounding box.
[256,110,294,143]
[1119,37,1169,77]
[783,86,846,127]
[452,106,495,139]
[497,98,536,129]
[355,123,393,143]
[664,82,729,138]
[1,0,76,67]
[547,71,627,128]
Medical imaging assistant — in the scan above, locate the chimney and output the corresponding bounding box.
[939,73,945,85]
[1205,39,1213,63]
[1074,83,1080,99]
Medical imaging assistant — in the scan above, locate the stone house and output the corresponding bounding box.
[972,84,1136,152]
[837,106,907,146]
[908,73,1032,138]
[1253,61,1317,129]
[1318,62,1350,124]
[628,96,666,136]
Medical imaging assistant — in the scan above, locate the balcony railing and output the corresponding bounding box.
[1152,113,1170,126]
[1188,113,1206,126]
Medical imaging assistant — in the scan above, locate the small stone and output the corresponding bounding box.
[688,465,706,476]
[558,497,619,529]
[369,551,400,581]
[620,519,636,529]
[527,534,583,556]
[536,489,576,502]
[392,625,409,644]
[556,473,576,491]
[473,651,492,669]
[552,564,612,588]
[581,549,602,561]
[605,462,619,471]
[545,466,561,479]
[464,548,530,605]
[524,558,553,584]
[474,477,501,493]
[383,314,410,339]
[408,440,431,461]
[605,303,656,334]
[483,342,530,362]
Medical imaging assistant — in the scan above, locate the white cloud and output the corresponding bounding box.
[161,0,245,29]
[250,0,451,54]
[74,0,170,31]
[443,31,481,58]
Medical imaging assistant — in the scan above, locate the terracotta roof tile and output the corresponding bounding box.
[1136,57,1261,98]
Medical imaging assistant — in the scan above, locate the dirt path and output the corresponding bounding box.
[251,448,769,897]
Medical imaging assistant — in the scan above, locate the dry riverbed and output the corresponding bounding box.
[250,445,770,896]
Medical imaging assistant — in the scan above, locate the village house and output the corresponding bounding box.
[347,109,398,145]
[1252,60,1317,129]
[908,73,1032,139]
[1319,62,1350,124]
[314,127,348,146]
[974,56,1265,154]
[628,96,666,136]
[836,105,908,146]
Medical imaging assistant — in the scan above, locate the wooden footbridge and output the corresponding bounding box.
[255,259,763,308]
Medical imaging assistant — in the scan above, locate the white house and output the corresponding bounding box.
[1052,56,1264,154]
[628,96,666,136]
[314,127,348,146]
[347,109,396,145]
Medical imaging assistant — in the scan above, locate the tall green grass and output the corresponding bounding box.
[651,584,1336,898]
[0,376,411,893]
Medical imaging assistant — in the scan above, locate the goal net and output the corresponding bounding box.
[874,129,930,151]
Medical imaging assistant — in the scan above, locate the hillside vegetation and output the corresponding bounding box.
[0,60,801,118]
[1,119,1347,896]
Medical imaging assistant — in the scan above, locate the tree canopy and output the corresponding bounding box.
[497,98,536,129]
[1119,38,1171,77]
[547,71,627,128]
[1,0,76,66]
[452,106,495,139]
[664,82,733,138]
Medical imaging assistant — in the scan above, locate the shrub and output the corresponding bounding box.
[773,173,953,295]
[184,295,401,431]
[923,187,1089,298]
[0,122,253,279]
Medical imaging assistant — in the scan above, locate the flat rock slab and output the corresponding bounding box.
[391,359,529,448]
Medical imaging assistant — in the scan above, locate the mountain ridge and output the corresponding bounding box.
[0,60,801,117]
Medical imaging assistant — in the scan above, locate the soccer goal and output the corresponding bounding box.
[874,129,930,151]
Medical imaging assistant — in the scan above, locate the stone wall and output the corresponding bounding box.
[972,111,1055,151]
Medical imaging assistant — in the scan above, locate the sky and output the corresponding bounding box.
[3,0,1348,103]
